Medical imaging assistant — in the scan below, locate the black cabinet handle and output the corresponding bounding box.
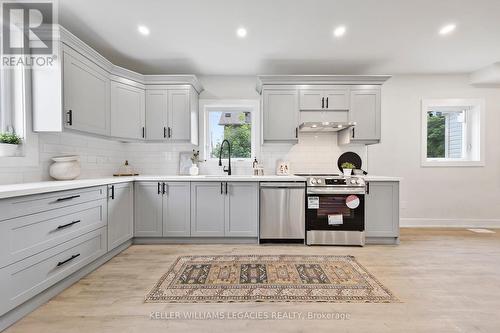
[225,182,228,195]
[321,97,324,108]
[220,182,223,195]
[142,127,145,138]
[57,253,80,267]
[168,127,172,138]
[157,182,161,195]
[352,128,355,138]
[163,127,167,138]
[56,195,80,202]
[56,220,81,230]
[366,182,370,195]
[295,127,298,138]
[67,110,73,126]
[326,97,329,109]
[110,185,115,200]
[162,182,167,195]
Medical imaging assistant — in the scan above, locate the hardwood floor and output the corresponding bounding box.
[5,228,500,333]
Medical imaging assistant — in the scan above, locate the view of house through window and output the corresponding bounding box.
[208,110,252,159]
[426,110,465,159]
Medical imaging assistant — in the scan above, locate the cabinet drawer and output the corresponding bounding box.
[0,186,107,221]
[0,227,107,316]
[0,200,107,268]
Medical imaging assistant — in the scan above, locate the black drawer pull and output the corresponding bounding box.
[56,195,80,202]
[157,182,161,194]
[57,220,81,230]
[57,253,80,267]
[67,110,73,126]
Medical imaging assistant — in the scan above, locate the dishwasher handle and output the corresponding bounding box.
[260,182,306,188]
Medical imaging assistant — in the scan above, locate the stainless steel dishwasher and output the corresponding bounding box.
[259,182,306,243]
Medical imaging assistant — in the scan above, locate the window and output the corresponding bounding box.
[201,100,259,162]
[422,99,484,166]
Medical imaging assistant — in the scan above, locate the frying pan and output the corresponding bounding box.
[337,152,368,175]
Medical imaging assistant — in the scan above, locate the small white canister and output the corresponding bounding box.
[49,155,81,180]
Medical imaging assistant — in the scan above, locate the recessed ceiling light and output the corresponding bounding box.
[236,27,247,38]
[333,25,346,38]
[137,25,150,36]
[439,23,456,36]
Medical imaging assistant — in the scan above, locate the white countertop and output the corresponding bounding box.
[363,175,402,181]
[0,174,400,200]
[0,175,306,199]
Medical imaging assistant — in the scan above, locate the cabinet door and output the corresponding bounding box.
[110,81,145,140]
[225,182,258,237]
[63,49,110,135]
[299,90,323,110]
[262,89,299,142]
[145,90,168,140]
[365,182,399,238]
[163,182,191,237]
[191,182,225,237]
[349,87,381,142]
[107,183,133,251]
[167,89,191,141]
[324,88,350,110]
[134,182,163,237]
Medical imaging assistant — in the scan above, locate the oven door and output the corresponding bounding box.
[306,192,364,231]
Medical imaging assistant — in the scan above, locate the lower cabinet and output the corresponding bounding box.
[365,181,400,242]
[191,182,258,237]
[107,183,134,251]
[134,182,191,237]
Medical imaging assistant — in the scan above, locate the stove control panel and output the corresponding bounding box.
[307,176,365,187]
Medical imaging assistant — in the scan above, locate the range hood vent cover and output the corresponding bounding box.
[298,122,355,132]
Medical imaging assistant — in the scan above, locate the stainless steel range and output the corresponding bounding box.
[296,174,366,246]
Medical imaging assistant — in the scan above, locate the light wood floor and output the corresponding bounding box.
[5,228,500,333]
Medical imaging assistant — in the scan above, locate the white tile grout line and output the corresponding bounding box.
[467,228,496,234]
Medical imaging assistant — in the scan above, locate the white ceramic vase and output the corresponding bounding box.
[49,156,81,180]
[189,163,199,176]
[0,143,19,157]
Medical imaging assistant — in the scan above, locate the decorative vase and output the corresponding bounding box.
[189,163,199,176]
[49,155,81,180]
[343,168,353,177]
[0,143,19,157]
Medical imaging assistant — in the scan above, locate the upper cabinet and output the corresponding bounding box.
[262,89,299,143]
[299,87,349,111]
[63,47,110,136]
[257,75,390,145]
[110,81,145,140]
[32,26,203,141]
[145,87,198,144]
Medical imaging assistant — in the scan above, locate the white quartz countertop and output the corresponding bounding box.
[0,175,306,199]
[363,175,402,181]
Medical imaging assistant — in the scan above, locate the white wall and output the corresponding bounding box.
[369,75,500,226]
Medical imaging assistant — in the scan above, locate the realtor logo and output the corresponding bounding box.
[1,0,57,67]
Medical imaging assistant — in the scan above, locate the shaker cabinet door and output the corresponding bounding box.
[107,183,134,251]
[110,81,145,140]
[262,89,299,143]
[134,182,163,237]
[163,182,191,237]
[167,89,191,141]
[145,90,168,140]
[225,182,258,237]
[190,182,225,237]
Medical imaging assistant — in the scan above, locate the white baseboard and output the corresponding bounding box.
[401,218,500,228]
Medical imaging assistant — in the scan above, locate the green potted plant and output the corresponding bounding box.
[0,132,22,157]
[341,162,356,176]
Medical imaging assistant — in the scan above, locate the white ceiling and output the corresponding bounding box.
[59,0,500,75]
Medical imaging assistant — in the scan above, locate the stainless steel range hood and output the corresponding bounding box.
[298,122,355,132]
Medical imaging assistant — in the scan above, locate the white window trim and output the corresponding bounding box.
[199,99,260,164]
[421,98,485,167]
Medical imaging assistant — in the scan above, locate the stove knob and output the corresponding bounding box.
[311,179,317,184]
[356,178,364,185]
[317,179,322,184]
[350,179,357,184]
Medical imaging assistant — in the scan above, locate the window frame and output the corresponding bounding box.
[421,98,485,167]
[199,99,260,163]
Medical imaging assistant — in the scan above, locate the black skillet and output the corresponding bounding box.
[337,152,368,175]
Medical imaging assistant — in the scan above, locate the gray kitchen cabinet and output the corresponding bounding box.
[163,182,191,237]
[63,47,110,136]
[110,81,145,140]
[107,183,134,251]
[348,86,381,143]
[365,181,399,244]
[262,89,299,143]
[191,182,226,237]
[145,87,198,144]
[225,182,258,237]
[134,182,163,237]
[299,88,349,110]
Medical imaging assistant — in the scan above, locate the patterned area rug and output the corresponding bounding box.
[145,255,398,303]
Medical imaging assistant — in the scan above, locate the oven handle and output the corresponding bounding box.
[307,187,366,195]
